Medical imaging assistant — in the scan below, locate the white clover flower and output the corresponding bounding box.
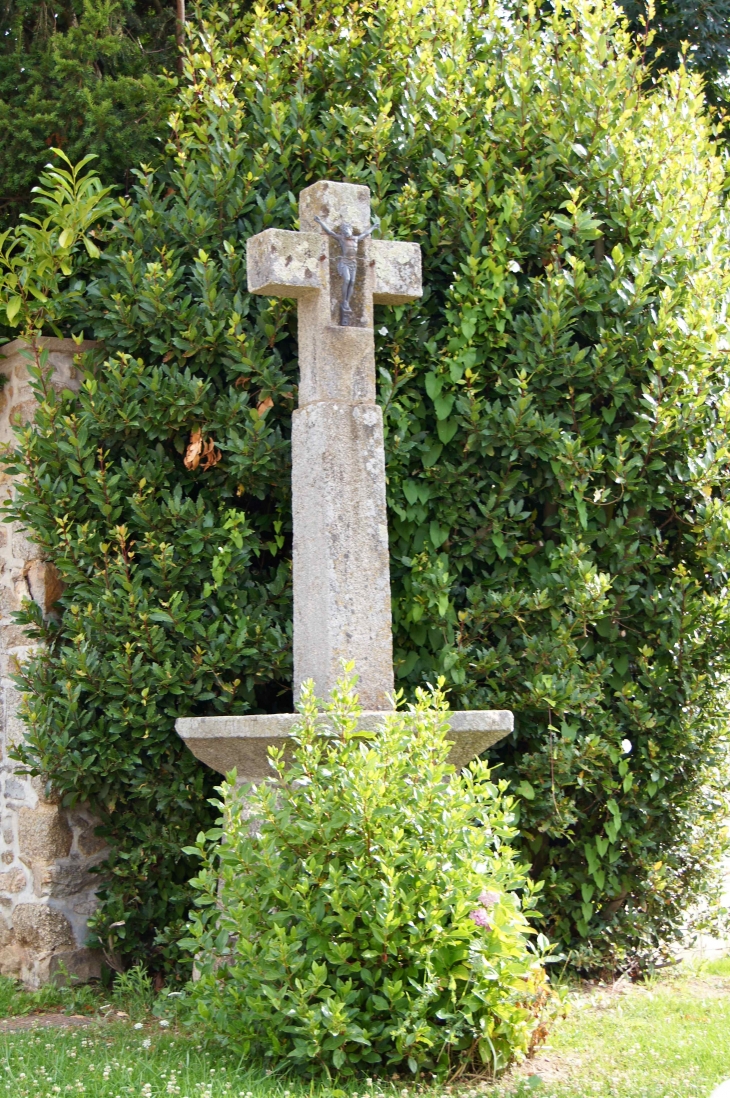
[159,1019,171,1027]
[134,1022,144,1030]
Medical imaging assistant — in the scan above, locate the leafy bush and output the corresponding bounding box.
[183,673,553,1078]
[2,0,729,972]
[0,151,116,330]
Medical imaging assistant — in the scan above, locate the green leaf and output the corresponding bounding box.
[430,521,448,548]
[422,442,443,468]
[437,418,458,444]
[434,394,454,420]
[424,372,442,400]
[403,480,419,504]
[613,655,629,677]
[397,650,419,678]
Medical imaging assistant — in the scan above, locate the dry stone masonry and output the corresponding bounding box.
[177,180,514,778]
[0,338,103,987]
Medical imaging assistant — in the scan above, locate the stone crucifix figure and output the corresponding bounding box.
[176,180,512,782]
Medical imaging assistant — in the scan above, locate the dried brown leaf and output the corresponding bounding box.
[200,438,222,470]
[183,428,203,470]
[257,396,274,417]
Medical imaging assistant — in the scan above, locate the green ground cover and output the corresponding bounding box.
[0,978,98,1021]
[0,960,728,1098]
[496,958,730,1097]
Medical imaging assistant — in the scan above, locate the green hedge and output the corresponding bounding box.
[3,0,730,973]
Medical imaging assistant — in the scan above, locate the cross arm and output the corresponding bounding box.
[372,240,422,305]
[247,228,323,299]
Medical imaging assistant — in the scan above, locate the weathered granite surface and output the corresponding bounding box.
[293,400,394,710]
[177,709,515,781]
[0,338,104,987]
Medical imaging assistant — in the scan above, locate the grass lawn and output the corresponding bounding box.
[496,956,730,1097]
[0,959,727,1098]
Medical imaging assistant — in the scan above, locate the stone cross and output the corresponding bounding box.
[247,180,420,708]
[176,181,512,780]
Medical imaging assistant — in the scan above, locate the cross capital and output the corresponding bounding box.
[247,181,421,405]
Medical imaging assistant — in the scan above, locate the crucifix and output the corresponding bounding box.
[176,181,512,780]
[313,213,380,325]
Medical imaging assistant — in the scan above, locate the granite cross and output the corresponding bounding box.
[176,181,512,780]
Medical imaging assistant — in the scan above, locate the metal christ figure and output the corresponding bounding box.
[314,214,380,325]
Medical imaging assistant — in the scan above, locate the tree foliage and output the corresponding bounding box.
[621,0,730,105]
[2,0,729,973]
[183,673,553,1078]
[0,0,176,227]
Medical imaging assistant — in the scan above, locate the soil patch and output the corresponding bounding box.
[0,1013,93,1032]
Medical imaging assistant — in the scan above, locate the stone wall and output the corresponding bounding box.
[0,338,105,987]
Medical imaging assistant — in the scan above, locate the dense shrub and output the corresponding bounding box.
[2,0,729,972]
[2,0,723,236]
[183,673,553,1078]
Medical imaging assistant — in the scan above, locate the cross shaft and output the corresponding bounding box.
[246,181,422,708]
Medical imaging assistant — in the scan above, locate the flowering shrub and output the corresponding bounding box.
[182,672,554,1078]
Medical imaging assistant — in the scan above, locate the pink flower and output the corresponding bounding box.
[479,890,500,908]
[469,907,492,928]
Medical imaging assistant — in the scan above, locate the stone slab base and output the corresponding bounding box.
[176,710,513,781]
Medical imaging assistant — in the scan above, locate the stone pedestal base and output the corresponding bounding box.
[175,710,513,782]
